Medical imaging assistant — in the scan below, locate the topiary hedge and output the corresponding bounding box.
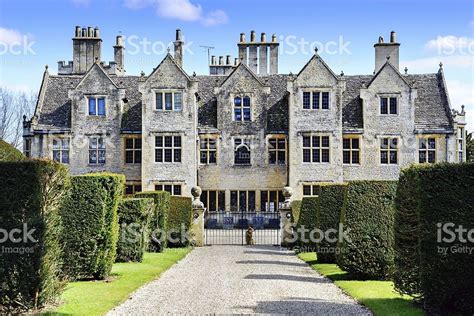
[0,139,24,161]
[394,163,474,314]
[116,198,154,262]
[336,180,397,280]
[291,200,302,224]
[135,191,170,252]
[168,196,192,247]
[317,183,348,263]
[0,160,69,312]
[296,197,319,250]
[60,173,124,280]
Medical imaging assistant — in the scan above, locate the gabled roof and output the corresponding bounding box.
[220,62,265,87]
[75,62,119,90]
[297,52,339,80]
[367,60,410,88]
[145,53,191,83]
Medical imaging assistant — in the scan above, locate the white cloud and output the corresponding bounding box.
[446,80,474,132]
[123,0,228,26]
[0,27,24,46]
[401,55,474,73]
[425,35,474,55]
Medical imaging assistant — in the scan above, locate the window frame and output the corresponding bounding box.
[302,91,330,110]
[234,137,251,166]
[154,183,182,196]
[230,190,256,212]
[199,136,218,165]
[125,181,142,195]
[233,95,252,122]
[342,136,361,165]
[154,134,182,163]
[88,136,106,165]
[268,136,287,165]
[302,184,321,197]
[379,136,399,165]
[87,96,106,116]
[302,134,331,164]
[201,190,226,212]
[155,90,184,112]
[379,96,398,115]
[260,190,284,212]
[418,137,437,164]
[124,137,142,164]
[52,138,70,164]
[457,127,465,162]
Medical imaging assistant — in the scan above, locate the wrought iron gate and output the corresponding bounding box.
[204,211,281,245]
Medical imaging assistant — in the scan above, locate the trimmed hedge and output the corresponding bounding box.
[116,198,154,262]
[317,184,348,263]
[291,200,302,224]
[394,163,474,314]
[0,139,24,161]
[296,197,319,250]
[0,160,69,311]
[61,173,124,280]
[336,180,397,280]
[168,196,192,247]
[135,191,170,252]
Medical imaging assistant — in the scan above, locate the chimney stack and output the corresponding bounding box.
[73,25,102,74]
[237,31,279,74]
[374,31,400,73]
[174,29,184,67]
[259,33,268,75]
[269,34,279,74]
[114,34,125,75]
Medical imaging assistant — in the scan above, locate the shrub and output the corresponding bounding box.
[135,191,170,252]
[291,200,302,224]
[168,196,192,247]
[316,184,348,263]
[394,163,474,314]
[0,160,69,311]
[116,198,154,262]
[337,180,397,280]
[0,139,24,161]
[61,173,124,280]
[296,197,319,250]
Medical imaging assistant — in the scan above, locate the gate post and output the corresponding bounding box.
[191,186,206,247]
[279,186,294,247]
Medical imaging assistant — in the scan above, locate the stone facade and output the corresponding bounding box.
[24,27,467,208]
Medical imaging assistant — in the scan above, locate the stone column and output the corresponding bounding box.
[190,186,206,247]
[279,186,294,247]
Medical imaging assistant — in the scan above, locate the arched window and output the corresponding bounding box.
[233,96,251,122]
[234,138,251,165]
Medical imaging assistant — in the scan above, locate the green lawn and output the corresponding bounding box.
[298,252,423,316]
[45,248,191,315]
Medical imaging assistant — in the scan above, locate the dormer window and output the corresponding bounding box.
[156,91,183,111]
[380,97,397,115]
[88,97,105,116]
[302,91,330,109]
[233,96,251,121]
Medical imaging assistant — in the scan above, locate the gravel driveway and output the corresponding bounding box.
[109,246,370,315]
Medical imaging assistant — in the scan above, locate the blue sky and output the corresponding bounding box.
[0,0,473,129]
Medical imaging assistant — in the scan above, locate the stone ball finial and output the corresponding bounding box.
[404,67,408,75]
[340,70,344,77]
[439,62,443,69]
[283,186,293,200]
[314,47,319,54]
[461,104,465,114]
[386,55,391,61]
[191,186,202,198]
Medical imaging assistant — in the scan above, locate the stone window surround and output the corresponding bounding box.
[233,136,253,166]
[153,89,184,112]
[301,132,331,164]
[378,135,400,165]
[125,181,142,195]
[123,135,142,164]
[199,135,218,165]
[342,135,361,166]
[267,134,287,166]
[230,190,256,212]
[154,182,183,196]
[457,126,465,162]
[260,190,284,212]
[378,93,400,116]
[153,133,182,164]
[201,190,226,212]
[230,93,253,122]
[301,89,331,110]
[417,136,437,164]
[302,182,322,197]
[52,137,70,164]
[88,135,106,165]
[86,95,107,116]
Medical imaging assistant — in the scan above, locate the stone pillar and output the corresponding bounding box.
[279,186,294,247]
[190,186,206,247]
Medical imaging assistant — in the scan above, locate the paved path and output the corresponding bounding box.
[109,246,370,315]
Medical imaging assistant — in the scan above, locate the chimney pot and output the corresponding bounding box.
[116,35,123,46]
[75,26,81,37]
[94,27,100,38]
[390,31,397,43]
[82,28,87,37]
[272,34,277,43]
[250,30,256,42]
[226,55,231,65]
[234,58,239,66]
[211,55,216,65]
[378,36,384,43]
[240,33,245,42]
[219,56,224,65]
[88,26,93,37]
[176,29,182,41]
[261,32,266,42]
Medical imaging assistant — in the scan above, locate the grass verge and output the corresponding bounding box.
[298,252,423,316]
[45,248,191,315]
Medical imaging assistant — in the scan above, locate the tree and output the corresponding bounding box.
[0,87,36,149]
[467,131,474,162]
